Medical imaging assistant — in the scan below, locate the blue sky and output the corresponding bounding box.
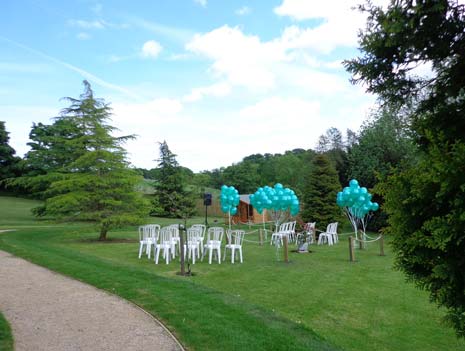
[1,0,386,172]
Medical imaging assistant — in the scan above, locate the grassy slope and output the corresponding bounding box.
[0,196,464,350]
[0,196,339,351]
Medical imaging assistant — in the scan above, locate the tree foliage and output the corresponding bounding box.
[348,106,417,188]
[301,154,342,229]
[14,81,148,240]
[346,0,465,336]
[151,141,196,218]
[0,121,21,189]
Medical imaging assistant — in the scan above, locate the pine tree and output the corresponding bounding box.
[301,154,342,229]
[345,0,465,336]
[151,141,195,218]
[0,121,20,189]
[21,81,148,240]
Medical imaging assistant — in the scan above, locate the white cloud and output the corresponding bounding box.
[273,0,390,53]
[194,0,207,7]
[236,6,251,16]
[185,25,352,93]
[183,82,231,102]
[68,19,106,29]
[186,26,283,90]
[76,32,91,40]
[141,40,163,59]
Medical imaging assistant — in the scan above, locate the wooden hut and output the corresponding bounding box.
[231,194,270,224]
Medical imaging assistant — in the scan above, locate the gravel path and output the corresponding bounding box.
[0,250,184,351]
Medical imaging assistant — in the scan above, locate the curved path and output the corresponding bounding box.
[0,250,183,351]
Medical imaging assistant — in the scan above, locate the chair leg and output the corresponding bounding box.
[239,247,243,263]
[155,247,160,264]
[209,248,213,264]
[217,247,221,264]
[231,247,235,264]
[138,243,143,259]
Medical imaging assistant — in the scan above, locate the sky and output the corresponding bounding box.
[1,0,387,172]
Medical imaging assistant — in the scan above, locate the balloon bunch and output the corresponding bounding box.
[336,179,379,219]
[220,185,240,215]
[249,183,300,216]
[336,179,379,240]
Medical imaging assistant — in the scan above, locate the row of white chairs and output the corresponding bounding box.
[270,221,296,247]
[138,225,245,264]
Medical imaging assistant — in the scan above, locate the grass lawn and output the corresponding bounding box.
[0,195,464,351]
[0,311,14,351]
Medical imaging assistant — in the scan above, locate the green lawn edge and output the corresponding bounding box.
[0,227,341,351]
[0,311,14,351]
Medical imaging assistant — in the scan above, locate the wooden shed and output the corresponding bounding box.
[231,194,270,224]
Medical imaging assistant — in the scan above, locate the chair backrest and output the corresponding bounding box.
[290,221,296,232]
[326,222,338,234]
[146,224,160,240]
[168,225,180,239]
[187,227,201,242]
[139,226,147,241]
[159,227,172,244]
[207,227,224,242]
[191,224,206,238]
[231,230,245,246]
[278,222,288,232]
[304,222,316,234]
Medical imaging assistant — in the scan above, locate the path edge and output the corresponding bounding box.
[0,247,186,351]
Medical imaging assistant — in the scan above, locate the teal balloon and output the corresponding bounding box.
[372,202,379,211]
[349,179,359,188]
[230,207,237,215]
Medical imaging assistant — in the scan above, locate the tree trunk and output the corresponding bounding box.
[99,227,108,241]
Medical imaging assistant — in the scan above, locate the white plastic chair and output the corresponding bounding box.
[202,227,224,264]
[271,222,290,247]
[138,224,159,259]
[223,230,245,264]
[330,222,339,243]
[154,227,172,264]
[168,225,180,258]
[184,227,201,264]
[318,222,338,246]
[191,224,206,256]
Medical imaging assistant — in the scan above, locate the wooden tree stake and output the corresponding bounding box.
[349,236,355,262]
[283,236,289,263]
[379,234,385,256]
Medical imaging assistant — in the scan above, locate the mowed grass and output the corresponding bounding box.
[0,312,13,351]
[1,196,464,351]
